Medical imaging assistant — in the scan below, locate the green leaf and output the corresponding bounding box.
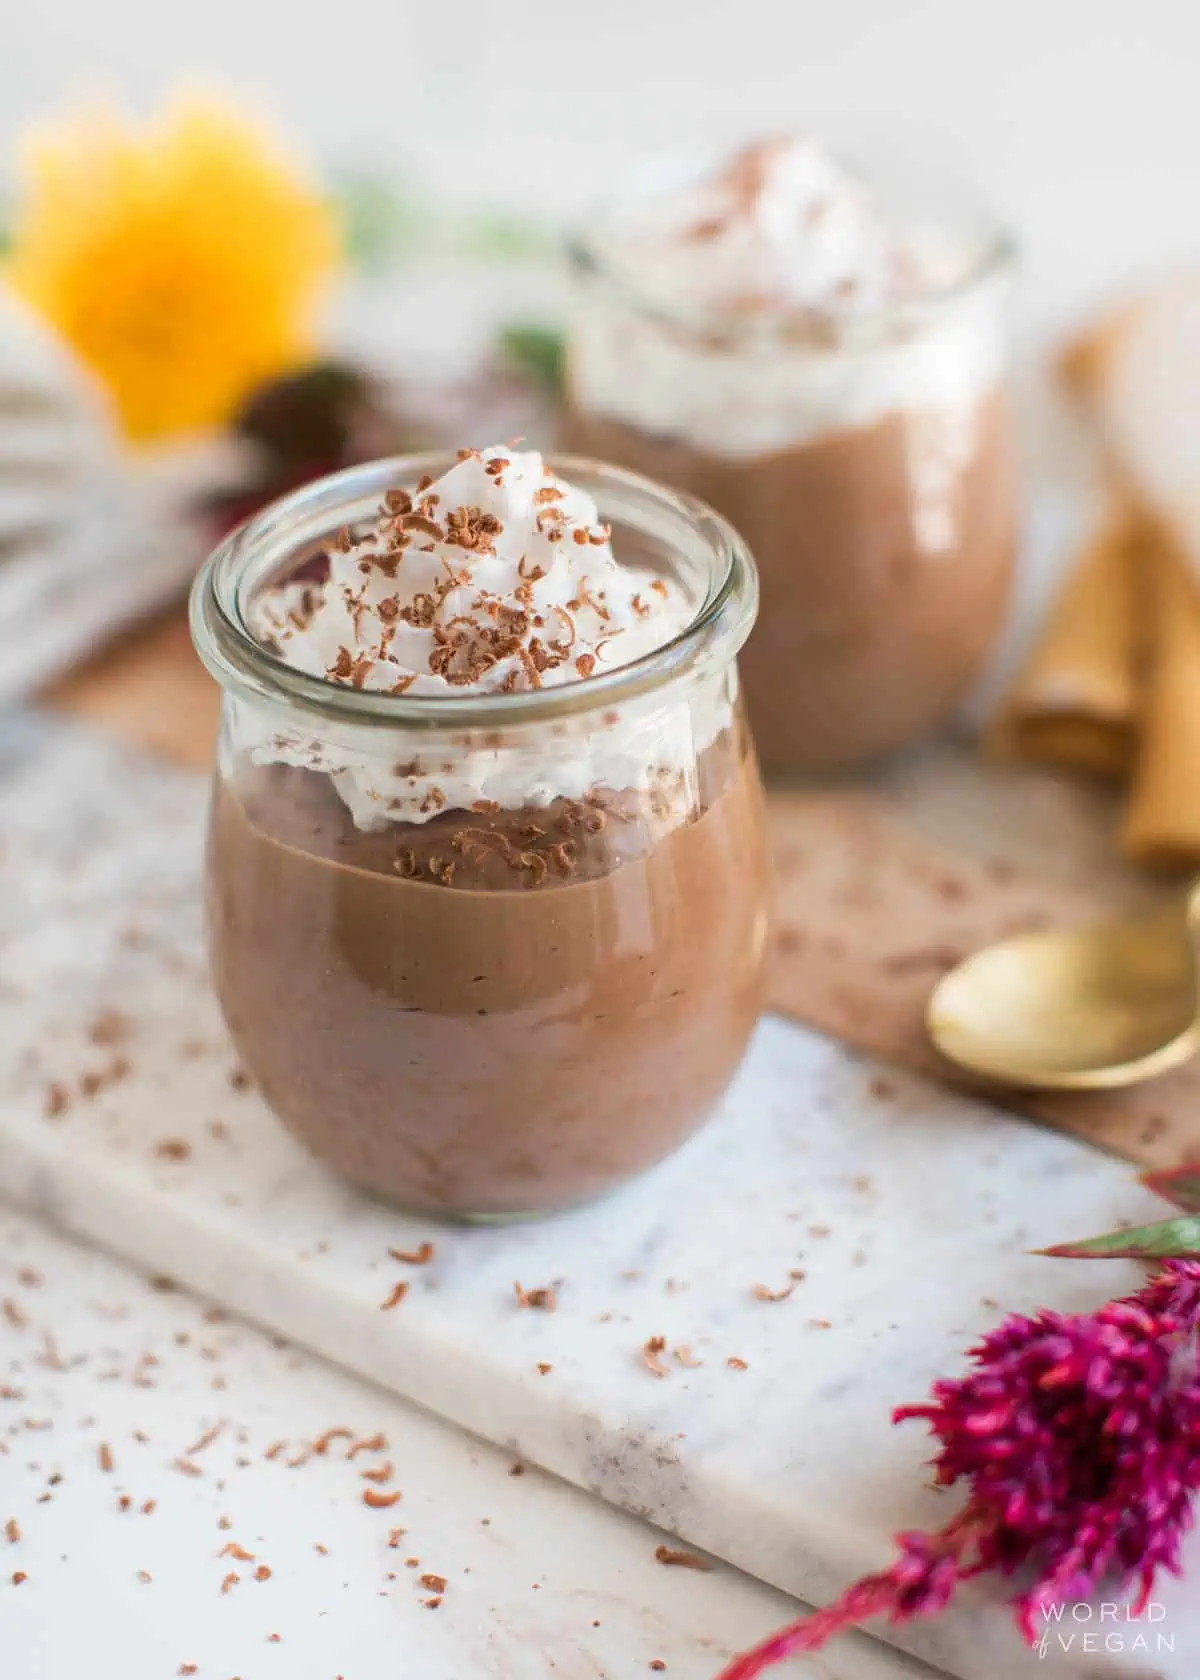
[330,169,422,271]
[460,211,555,262]
[1141,1165,1200,1212]
[1037,1215,1200,1260]
[497,324,565,392]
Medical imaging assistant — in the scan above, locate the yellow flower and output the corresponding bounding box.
[7,92,341,441]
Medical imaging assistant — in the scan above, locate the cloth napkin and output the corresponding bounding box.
[0,279,247,706]
[992,278,1200,870]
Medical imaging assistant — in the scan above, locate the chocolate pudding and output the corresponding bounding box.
[193,444,766,1218]
[567,135,1017,772]
[573,395,1016,771]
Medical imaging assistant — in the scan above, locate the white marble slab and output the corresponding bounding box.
[1,715,1197,1680]
[2,1202,940,1680]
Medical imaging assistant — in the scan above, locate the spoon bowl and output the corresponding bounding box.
[927,894,1200,1090]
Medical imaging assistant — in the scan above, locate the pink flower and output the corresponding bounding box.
[715,1262,1200,1679]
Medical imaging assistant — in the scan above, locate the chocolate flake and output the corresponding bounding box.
[642,1336,671,1379]
[380,1282,409,1311]
[654,1544,711,1572]
[185,1423,224,1455]
[89,1010,131,1046]
[388,1242,435,1265]
[513,1282,558,1312]
[346,1432,387,1460]
[362,1488,403,1509]
[43,1082,70,1118]
[312,1427,355,1456]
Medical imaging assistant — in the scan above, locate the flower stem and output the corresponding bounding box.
[716,1577,902,1679]
[714,1511,987,1679]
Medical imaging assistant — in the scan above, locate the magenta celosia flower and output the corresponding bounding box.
[715,1262,1200,1680]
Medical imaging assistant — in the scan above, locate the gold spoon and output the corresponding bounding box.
[927,885,1200,1090]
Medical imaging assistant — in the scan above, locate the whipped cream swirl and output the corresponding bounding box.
[624,135,914,320]
[570,135,1005,457]
[245,446,719,828]
[251,445,685,695]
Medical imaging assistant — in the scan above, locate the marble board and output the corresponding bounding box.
[1,713,1196,1680]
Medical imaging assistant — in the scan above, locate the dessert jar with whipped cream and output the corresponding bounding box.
[566,136,1018,773]
[190,446,766,1220]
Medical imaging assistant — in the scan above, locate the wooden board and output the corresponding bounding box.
[45,606,220,770]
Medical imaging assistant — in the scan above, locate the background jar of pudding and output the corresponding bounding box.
[190,453,766,1221]
[565,143,1018,774]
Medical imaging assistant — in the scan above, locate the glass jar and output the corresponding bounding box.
[190,453,766,1221]
[564,145,1018,774]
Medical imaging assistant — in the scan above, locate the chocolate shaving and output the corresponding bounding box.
[753,1281,797,1303]
[654,1544,712,1572]
[310,1427,354,1456]
[380,1282,409,1311]
[642,1336,671,1379]
[513,1282,558,1312]
[362,1488,403,1509]
[185,1423,224,1455]
[89,1010,131,1046]
[347,1433,388,1460]
[388,1242,435,1265]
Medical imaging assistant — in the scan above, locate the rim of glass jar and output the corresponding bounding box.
[566,147,1017,349]
[190,451,759,733]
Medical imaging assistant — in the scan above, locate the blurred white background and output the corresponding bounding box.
[2,0,1197,337]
